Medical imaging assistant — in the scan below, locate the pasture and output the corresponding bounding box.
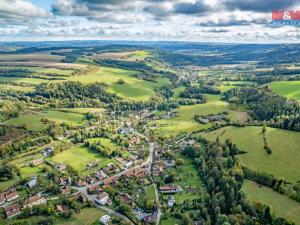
[200,126,300,182]
[242,180,300,225]
[268,81,300,100]
[0,84,34,92]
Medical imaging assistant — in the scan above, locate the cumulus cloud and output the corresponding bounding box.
[0,0,49,23]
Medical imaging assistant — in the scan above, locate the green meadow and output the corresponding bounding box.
[4,110,84,130]
[0,84,34,92]
[67,66,170,100]
[50,145,113,173]
[268,81,300,100]
[200,126,300,182]
[242,180,300,225]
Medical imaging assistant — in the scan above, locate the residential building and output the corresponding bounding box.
[31,158,44,167]
[94,192,110,205]
[99,215,111,225]
[0,188,19,205]
[4,204,21,219]
[23,195,47,208]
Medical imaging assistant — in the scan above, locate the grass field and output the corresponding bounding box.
[0,84,34,92]
[200,126,300,182]
[0,66,74,75]
[217,81,255,92]
[268,81,300,100]
[150,94,228,136]
[86,137,119,151]
[4,110,84,130]
[242,180,300,225]
[50,145,113,173]
[67,66,170,100]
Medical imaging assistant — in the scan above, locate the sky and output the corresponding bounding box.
[0,0,299,43]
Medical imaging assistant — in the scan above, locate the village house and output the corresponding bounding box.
[55,204,66,213]
[71,192,88,204]
[167,196,176,207]
[88,185,103,194]
[164,159,175,168]
[4,203,21,219]
[94,192,110,206]
[0,188,19,205]
[55,164,66,171]
[124,168,148,178]
[60,186,70,195]
[26,177,38,188]
[102,176,119,186]
[42,147,54,157]
[103,163,118,175]
[76,180,87,187]
[93,170,107,180]
[30,158,44,167]
[159,185,182,194]
[23,195,47,208]
[120,193,132,205]
[99,215,111,225]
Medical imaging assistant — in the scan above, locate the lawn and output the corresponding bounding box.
[146,184,156,201]
[50,145,113,173]
[4,110,84,130]
[268,81,300,100]
[150,94,228,136]
[200,126,300,183]
[242,180,300,225]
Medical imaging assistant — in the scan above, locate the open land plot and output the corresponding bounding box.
[50,145,114,173]
[217,81,255,92]
[67,66,170,100]
[57,107,105,114]
[0,62,85,70]
[150,94,228,136]
[4,110,84,130]
[95,50,149,61]
[268,81,300,100]
[242,180,300,225]
[163,156,204,204]
[86,137,119,151]
[200,126,300,183]
[0,54,63,62]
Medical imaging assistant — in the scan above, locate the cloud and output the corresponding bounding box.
[0,0,49,24]
[224,0,300,12]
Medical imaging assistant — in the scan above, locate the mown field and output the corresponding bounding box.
[4,110,85,130]
[200,126,300,182]
[150,94,228,136]
[242,180,300,225]
[268,81,300,100]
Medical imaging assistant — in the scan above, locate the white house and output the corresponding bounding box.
[99,215,111,225]
[26,177,37,188]
[94,192,110,206]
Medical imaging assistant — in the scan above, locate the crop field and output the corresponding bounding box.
[268,81,300,100]
[200,126,300,182]
[95,50,149,61]
[50,145,114,173]
[242,180,300,225]
[0,54,63,62]
[4,110,85,130]
[67,66,170,100]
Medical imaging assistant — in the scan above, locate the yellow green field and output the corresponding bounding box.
[268,81,300,100]
[200,126,300,182]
